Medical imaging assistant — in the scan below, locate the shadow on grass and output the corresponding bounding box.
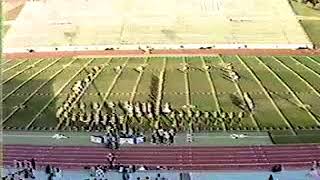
[2,78,55,130]
[148,73,159,103]
[229,94,248,112]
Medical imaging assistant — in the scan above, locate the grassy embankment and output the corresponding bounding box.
[290,0,320,48]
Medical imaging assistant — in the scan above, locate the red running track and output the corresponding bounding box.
[3,144,320,171]
[4,49,320,60]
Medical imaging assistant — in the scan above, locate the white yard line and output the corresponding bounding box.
[273,56,320,124]
[183,57,191,113]
[218,55,260,130]
[201,57,221,111]
[2,58,76,124]
[95,58,129,113]
[155,57,166,116]
[56,58,113,129]
[306,56,320,68]
[201,57,226,131]
[0,59,12,66]
[236,55,296,135]
[2,58,60,101]
[2,58,45,85]
[256,56,319,126]
[25,59,95,129]
[2,59,28,73]
[279,57,320,99]
[291,57,320,78]
[0,59,18,68]
[129,57,149,103]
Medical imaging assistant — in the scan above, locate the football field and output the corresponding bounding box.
[2,55,320,135]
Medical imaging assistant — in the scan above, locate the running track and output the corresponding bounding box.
[4,49,320,60]
[3,144,320,171]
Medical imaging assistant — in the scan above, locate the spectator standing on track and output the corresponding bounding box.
[268,174,274,180]
[51,165,56,175]
[114,163,121,171]
[55,168,62,180]
[31,158,36,170]
[21,161,25,169]
[107,153,115,169]
[24,160,31,169]
[138,165,146,171]
[312,161,320,169]
[128,172,133,180]
[119,165,124,173]
[132,165,136,173]
[95,167,105,180]
[45,165,51,174]
[122,169,130,180]
[155,173,162,180]
[307,168,320,178]
[48,172,54,180]
[26,168,35,179]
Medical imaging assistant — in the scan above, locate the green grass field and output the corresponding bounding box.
[300,20,320,48]
[2,56,320,136]
[290,0,320,47]
[290,1,320,17]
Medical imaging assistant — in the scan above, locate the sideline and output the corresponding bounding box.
[2,131,273,146]
[3,134,269,138]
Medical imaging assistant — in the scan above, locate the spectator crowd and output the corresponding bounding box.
[2,159,36,180]
[84,153,169,180]
[308,160,320,178]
